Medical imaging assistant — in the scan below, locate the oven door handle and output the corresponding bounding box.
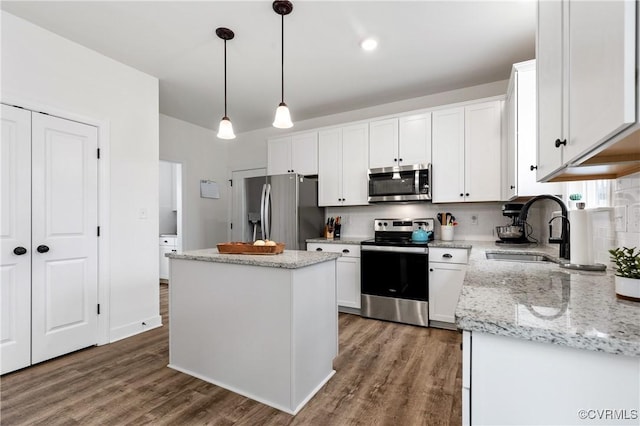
[361,245,428,254]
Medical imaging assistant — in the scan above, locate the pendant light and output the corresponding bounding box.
[216,27,236,140]
[272,1,294,129]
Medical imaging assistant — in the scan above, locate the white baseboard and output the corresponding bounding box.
[109,315,163,343]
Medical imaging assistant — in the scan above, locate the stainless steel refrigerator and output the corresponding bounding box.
[244,174,324,250]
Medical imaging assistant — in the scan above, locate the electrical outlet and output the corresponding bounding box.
[629,203,640,233]
[614,205,627,232]
[471,215,478,225]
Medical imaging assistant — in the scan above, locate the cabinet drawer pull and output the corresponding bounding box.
[342,249,350,254]
[316,247,323,251]
[555,138,567,148]
[442,253,453,258]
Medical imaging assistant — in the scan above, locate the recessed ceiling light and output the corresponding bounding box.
[360,38,378,51]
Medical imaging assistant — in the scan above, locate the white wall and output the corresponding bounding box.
[159,114,230,249]
[1,11,161,342]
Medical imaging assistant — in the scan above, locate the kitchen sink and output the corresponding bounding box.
[485,252,555,263]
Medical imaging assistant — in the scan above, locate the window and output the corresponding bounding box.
[564,180,613,208]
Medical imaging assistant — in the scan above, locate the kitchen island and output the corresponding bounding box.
[166,248,341,415]
[455,242,640,425]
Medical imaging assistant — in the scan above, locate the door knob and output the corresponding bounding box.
[37,245,50,253]
[13,246,27,255]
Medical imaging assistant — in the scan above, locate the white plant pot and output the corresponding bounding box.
[615,276,640,302]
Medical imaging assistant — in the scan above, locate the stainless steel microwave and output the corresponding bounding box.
[368,164,431,203]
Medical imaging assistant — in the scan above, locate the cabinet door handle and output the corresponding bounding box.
[13,246,27,255]
[530,165,537,171]
[394,158,397,162]
[465,193,469,197]
[37,245,50,253]
[555,138,567,148]
[316,247,323,251]
[429,268,434,272]
[342,249,350,254]
[460,193,464,197]
[510,185,515,189]
[442,253,453,258]
[399,158,403,162]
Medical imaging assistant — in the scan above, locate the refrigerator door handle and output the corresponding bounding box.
[264,183,272,241]
[259,183,267,241]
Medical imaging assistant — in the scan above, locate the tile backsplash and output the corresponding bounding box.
[614,172,640,250]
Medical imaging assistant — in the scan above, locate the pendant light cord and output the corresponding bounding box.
[224,39,228,117]
[281,13,284,103]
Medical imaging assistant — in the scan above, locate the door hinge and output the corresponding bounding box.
[97,304,101,315]
[97,226,100,237]
[97,148,101,159]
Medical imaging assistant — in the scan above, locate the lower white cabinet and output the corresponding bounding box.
[307,242,361,311]
[159,236,177,280]
[428,248,468,328]
[463,331,640,425]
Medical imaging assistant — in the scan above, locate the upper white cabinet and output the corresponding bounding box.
[369,113,431,169]
[432,100,503,203]
[537,0,637,181]
[318,123,369,206]
[505,60,562,199]
[267,131,318,176]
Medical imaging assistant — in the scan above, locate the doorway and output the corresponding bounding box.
[158,160,183,282]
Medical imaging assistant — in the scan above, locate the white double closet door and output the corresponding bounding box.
[1,104,99,374]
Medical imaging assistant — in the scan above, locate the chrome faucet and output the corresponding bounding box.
[518,194,570,260]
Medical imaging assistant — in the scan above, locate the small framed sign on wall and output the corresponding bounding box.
[200,180,220,199]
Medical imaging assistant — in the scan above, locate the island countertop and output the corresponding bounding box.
[167,248,340,269]
[455,241,640,357]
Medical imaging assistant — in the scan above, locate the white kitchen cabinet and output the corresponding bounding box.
[267,132,318,176]
[536,0,637,181]
[369,118,398,169]
[159,235,177,280]
[399,113,431,166]
[318,123,369,207]
[505,60,563,199]
[307,243,361,311]
[428,247,468,329]
[432,100,502,203]
[369,114,431,169]
[463,331,640,425]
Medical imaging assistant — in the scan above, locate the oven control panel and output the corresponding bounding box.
[373,218,435,232]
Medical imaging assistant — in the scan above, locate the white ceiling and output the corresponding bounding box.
[1,1,536,134]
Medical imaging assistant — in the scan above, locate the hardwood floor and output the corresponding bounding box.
[1,284,462,425]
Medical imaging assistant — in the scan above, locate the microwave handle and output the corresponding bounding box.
[427,163,432,199]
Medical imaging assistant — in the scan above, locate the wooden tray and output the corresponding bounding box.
[217,242,285,255]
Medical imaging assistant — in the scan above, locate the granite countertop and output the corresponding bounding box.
[428,239,473,250]
[167,249,341,269]
[455,241,640,357]
[306,237,369,245]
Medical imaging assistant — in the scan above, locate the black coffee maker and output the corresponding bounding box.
[496,203,530,244]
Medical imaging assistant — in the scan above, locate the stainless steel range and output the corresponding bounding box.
[360,218,435,327]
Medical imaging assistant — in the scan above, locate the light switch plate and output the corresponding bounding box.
[629,203,640,233]
[614,205,627,232]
